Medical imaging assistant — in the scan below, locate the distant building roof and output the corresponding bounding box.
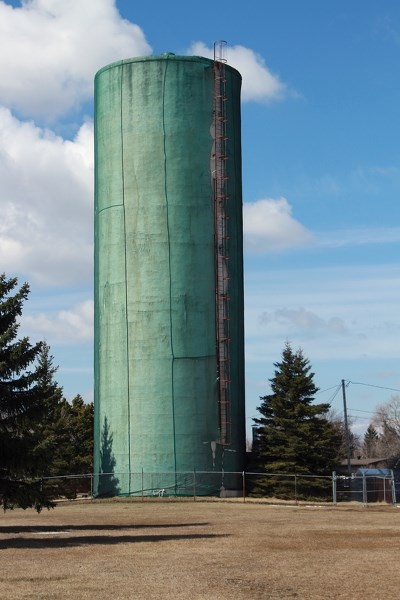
[356,468,392,476]
[339,457,387,468]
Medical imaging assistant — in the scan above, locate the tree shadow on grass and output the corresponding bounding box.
[0,522,210,534]
[0,532,229,549]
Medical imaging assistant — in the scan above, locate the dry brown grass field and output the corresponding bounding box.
[1,498,399,599]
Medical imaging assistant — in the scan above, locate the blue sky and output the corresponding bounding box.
[1,0,400,439]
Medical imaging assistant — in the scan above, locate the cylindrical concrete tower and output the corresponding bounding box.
[94,54,245,496]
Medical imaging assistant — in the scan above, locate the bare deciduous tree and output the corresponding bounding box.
[371,395,400,467]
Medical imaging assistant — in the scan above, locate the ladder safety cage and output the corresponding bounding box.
[213,41,231,446]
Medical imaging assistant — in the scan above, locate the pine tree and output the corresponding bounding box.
[0,274,55,511]
[45,394,94,498]
[329,410,360,461]
[363,425,379,458]
[66,395,94,475]
[252,343,341,499]
[33,342,65,472]
[32,346,94,497]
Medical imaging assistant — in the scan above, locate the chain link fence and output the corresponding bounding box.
[334,471,397,505]
[36,470,399,505]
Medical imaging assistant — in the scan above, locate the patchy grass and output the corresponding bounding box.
[1,499,399,599]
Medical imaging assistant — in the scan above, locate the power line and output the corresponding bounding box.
[316,383,344,406]
[317,384,343,395]
[348,381,400,393]
[318,379,400,408]
[327,384,342,405]
[347,413,372,421]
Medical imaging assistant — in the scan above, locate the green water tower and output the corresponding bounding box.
[94,52,245,496]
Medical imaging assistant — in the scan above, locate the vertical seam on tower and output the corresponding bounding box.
[162,56,178,481]
[93,82,99,492]
[120,63,132,494]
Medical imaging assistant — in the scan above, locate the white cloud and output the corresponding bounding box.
[0,0,149,288]
[368,166,400,176]
[318,227,400,248]
[243,197,313,253]
[243,197,400,253]
[244,264,400,363]
[0,107,93,285]
[0,0,151,119]
[188,42,287,102]
[22,299,93,343]
[271,307,348,334]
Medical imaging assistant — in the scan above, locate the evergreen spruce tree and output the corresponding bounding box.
[33,342,65,472]
[0,274,55,511]
[32,343,77,498]
[66,395,94,475]
[44,394,94,498]
[363,425,379,458]
[252,342,341,499]
[329,411,360,462]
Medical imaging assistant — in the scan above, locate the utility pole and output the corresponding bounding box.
[342,379,352,475]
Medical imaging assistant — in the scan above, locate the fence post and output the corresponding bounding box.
[242,471,246,503]
[362,471,367,507]
[332,471,337,506]
[391,470,396,505]
[90,473,93,501]
[193,470,196,502]
[294,474,298,505]
[141,468,144,502]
